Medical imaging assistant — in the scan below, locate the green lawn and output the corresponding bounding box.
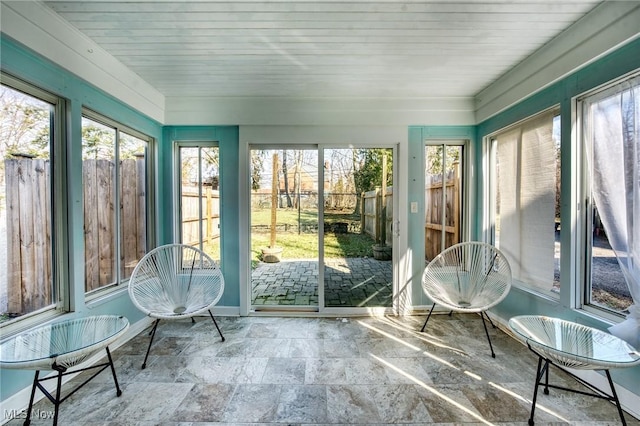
[250,207,375,261]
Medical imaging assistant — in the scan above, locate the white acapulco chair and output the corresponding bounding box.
[420,241,512,357]
[128,244,225,369]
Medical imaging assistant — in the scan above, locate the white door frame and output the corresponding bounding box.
[238,126,407,316]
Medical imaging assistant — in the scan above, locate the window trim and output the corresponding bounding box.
[483,105,562,300]
[0,73,67,331]
[423,139,469,253]
[81,108,154,301]
[173,140,221,267]
[575,70,640,320]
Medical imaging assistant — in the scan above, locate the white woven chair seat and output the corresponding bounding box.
[128,244,225,368]
[420,241,512,357]
[509,315,640,370]
[423,242,512,313]
[129,244,224,320]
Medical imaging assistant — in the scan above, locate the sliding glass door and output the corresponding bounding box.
[248,145,396,312]
[322,147,394,308]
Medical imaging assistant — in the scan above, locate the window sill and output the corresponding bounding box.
[511,279,561,304]
[85,284,129,308]
[0,308,66,339]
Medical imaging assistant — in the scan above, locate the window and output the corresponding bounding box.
[424,142,464,261]
[177,144,221,264]
[82,112,150,296]
[487,108,561,299]
[580,72,639,318]
[0,78,63,324]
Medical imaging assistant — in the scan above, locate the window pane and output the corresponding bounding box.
[493,110,560,298]
[425,144,463,261]
[82,117,116,292]
[0,84,55,322]
[119,132,147,279]
[179,146,221,263]
[584,77,639,314]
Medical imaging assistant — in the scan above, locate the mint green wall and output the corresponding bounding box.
[161,126,240,307]
[0,35,162,400]
[475,37,640,394]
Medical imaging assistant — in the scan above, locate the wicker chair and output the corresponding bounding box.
[128,244,225,368]
[420,241,512,357]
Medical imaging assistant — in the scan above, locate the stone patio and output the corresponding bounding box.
[251,257,393,308]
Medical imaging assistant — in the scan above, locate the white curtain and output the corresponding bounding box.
[586,75,640,348]
[495,111,557,293]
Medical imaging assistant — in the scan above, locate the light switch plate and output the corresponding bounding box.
[410,202,418,213]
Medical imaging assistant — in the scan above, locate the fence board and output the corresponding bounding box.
[6,160,21,313]
[32,159,50,308]
[83,161,99,291]
[135,156,146,265]
[121,159,137,278]
[181,186,220,245]
[362,187,393,246]
[96,159,115,287]
[425,165,460,260]
[18,159,37,312]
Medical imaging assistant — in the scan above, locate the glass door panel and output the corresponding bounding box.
[425,144,463,261]
[178,145,220,264]
[323,148,393,308]
[250,148,319,308]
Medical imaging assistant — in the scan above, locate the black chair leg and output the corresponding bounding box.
[528,356,548,426]
[420,303,437,332]
[208,310,225,342]
[483,311,496,328]
[480,311,496,358]
[606,370,628,425]
[142,319,160,369]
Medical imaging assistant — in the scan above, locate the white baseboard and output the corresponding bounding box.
[1,317,154,425]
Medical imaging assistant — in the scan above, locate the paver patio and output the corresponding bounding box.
[251,257,393,308]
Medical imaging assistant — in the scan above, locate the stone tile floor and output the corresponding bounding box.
[9,314,640,425]
[251,258,393,307]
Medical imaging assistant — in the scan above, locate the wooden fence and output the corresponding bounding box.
[425,163,460,261]
[181,185,220,246]
[5,157,52,314]
[362,187,393,246]
[83,157,146,291]
[4,157,146,314]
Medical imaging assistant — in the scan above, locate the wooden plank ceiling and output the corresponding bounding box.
[43,1,600,99]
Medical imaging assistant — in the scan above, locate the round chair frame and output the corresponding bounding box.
[128,243,225,368]
[420,241,512,357]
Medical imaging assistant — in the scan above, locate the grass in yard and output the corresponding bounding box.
[251,232,375,262]
[592,288,633,313]
[250,207,374,262]
[251,208,319,227]
[251,207,361,227]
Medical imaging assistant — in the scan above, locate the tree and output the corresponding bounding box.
[250,150,265,191]
[81,123,114,160]
[352,148,393,214]
[425,146,460,176]
[281,150,292,208]
[292,149,304,209]
[0,86,50,159]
